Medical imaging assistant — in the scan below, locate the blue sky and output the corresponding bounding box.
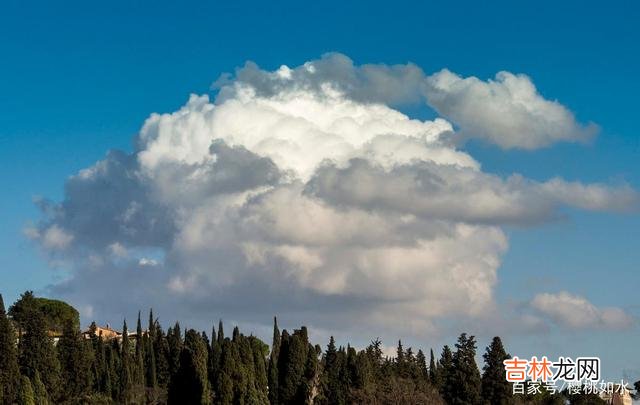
[1,0,639,381]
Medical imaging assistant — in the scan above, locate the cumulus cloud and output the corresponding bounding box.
[424,70,599,149]
[219,53,598,150]
[29,54,637,339]
[530,291,634,330]
[307,159,638,225]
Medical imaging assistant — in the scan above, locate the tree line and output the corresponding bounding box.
[0,291,613,404]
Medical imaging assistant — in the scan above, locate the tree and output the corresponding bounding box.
[278,328,314,403]
[322,336,347,405]
[438,345,454,403]
[17,301,60,401]
[119,319,132,403]
[0,294,20,404]
[145,309,158,401]
[57,318,92,400]
[429,348,438,384]
[167,322,183,380]
[168,329,211,405]
[32,371,49,405]
[18,375,35,405]
[134,311,145,392]
[482,336,511,405]
[9,291,79,332]
[395,340,406,377]
[449,333,482,405]
[154,323,171,388]
[416,349,428,380]
[217,320,224,345]
[268,316,281,404]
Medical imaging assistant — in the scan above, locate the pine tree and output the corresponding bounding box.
[482,336,512,405]
[0,294,20,404]
[322,335,348,405]
[450,333,482,405]
[395,340,406,377]
[438,345,454,403]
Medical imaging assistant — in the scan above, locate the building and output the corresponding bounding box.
[82,323,122,340]
[600,386,633,405]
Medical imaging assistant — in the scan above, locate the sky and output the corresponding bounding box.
[1,0,639,382]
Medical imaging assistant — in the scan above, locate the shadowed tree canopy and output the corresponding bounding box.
[8,291,80,332]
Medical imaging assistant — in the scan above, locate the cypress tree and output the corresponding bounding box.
[395,340,406,377]
[0,294,20,404]
[429,348,437,384]
[168,329,211,405]
[268,316,280,405]
[216,338,236,405]
[416,349,428,380]
[482,336,512,405]
[119,319,132,403]
[217,320,224,345]
[32,371,49,405]
[57,318,91,400]
[146,309,158,391]
[109,339,121,399]
[97,336,112,395]
[251,336,269,398]
[17,302,60,401]
[18,375,35,405]
[134,312,145,388]
[155,323,171,387]
[167,322,183,380]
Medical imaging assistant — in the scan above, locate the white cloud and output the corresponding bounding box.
[530,291,634,330]
[29,54,637,339]
[41,225,74,251]
[424,69,599,149]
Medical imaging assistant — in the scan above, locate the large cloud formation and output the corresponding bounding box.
[29,53,636,338]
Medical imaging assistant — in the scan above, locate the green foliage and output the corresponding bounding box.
[17,301,61,400]
[1,293,526,405]
[58,319,93,400]
[168,329,211,405]
[268,317,281,405]
[0,294,21,404]
[119,319,132,403]
[449,333,482,404]
[482,336,512,405]
[429,348,437,384]
[278,327,316,404]
[9,291,80,332]
[18,375,35,405]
